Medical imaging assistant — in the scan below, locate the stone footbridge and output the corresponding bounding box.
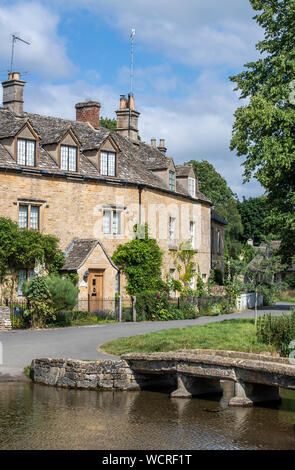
[122,350,295,407]
[31,349,295,407]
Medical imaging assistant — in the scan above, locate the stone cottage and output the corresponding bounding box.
[0,72,225,308]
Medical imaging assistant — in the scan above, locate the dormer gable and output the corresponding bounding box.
[84,135,120,176]
[43,127,80,172]
[7,121,40,167]
[176,164,198,198]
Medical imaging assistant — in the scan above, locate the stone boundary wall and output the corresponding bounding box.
[30,358,150,390]
[0,306,11,330]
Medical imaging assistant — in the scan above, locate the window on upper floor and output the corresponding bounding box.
[17,138,36,167]
[168,216,176,241]
[100,151,116,176]
[217,229,221,254]
[103,210,121,235]
[188,177,196,198]
[169,171,176,191]
[19,204,40,230]
[60,145,78,172]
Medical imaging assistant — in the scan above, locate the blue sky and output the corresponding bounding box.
[0,0,265,199]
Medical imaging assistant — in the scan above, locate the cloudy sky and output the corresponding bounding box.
[0,0,264,198]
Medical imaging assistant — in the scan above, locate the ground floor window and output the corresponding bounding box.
[18,268,34,296]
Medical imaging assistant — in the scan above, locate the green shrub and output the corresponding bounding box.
[45,275,79,312]
[22,276,55,328]
[135,290,169,320]
[257,309,295,356]
[285,273,295,289]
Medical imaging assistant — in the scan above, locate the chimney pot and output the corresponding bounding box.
[116,94,140,142]
[157,138,167,155]
[75,101,101,129]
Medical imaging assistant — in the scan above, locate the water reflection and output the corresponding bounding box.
[0,383,295,450]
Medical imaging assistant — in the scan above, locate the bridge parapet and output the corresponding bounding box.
[122,349,295,407]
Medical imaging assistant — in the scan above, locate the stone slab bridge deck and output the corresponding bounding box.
[122,349,295,407]
[31,349,295,407]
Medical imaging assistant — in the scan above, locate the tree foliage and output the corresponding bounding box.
[0,217,61,282]
[230,0,295,262]
[112,224,163,295]
[237,196,271,244]
[188,159,243,257]
[100,117,117,132]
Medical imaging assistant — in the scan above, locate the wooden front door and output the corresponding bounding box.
[88,270,104,312]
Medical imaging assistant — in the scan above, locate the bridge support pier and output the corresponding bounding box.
[170,373,222,399]
[229,380,281,407]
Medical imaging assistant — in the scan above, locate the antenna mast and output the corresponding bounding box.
[129,28,135,139]
[10,34,30,74]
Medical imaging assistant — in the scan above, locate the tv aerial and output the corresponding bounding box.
[10,34,30,74]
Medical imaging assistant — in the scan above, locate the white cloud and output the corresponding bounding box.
[0,1,75,78]
[22,80,118,119]
[56,0,263,67]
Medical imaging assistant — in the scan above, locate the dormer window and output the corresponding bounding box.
[169,171,175,191]
[188,177,196,198]
[17,138,36,166]
[100,151,116,176]
[60,145,77,172]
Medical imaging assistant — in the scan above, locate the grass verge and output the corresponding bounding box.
[101,319,277,356]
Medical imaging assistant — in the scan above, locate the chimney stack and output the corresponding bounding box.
[2,72,26,115]
[157,139,167,155]
[116,93,140,142]
[75,101,101,129]
[151,138,156,147]
[247,238,254,246]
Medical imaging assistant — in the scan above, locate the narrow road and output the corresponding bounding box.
[0,302,292,380]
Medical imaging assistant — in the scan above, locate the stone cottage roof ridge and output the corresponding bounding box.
[0,107,211,204]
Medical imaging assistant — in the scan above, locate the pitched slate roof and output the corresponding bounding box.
[211,210,228,226]
[175,164,193,177]
[62,239,98,271]
[62,238,119,271]
[0,107,211,204]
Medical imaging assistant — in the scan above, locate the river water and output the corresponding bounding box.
[0,382,295,450]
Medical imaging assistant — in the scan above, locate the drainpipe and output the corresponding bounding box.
[138,185,142,225]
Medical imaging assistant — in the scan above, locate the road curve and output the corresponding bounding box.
[0,302,292,380]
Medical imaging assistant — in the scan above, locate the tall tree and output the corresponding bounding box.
[230,0,295,262]
[188,159,243,257]
[237,196,271,244]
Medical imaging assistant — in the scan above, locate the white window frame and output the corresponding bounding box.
[60,145,78,172]
[103,210,121,235]
[169,171,176,191]
[18,268,35,296]
[168,216,176,241]
[17,138,36,166]
[188,177,196,198]
[100,151,116,176]
[18,204,40,230]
